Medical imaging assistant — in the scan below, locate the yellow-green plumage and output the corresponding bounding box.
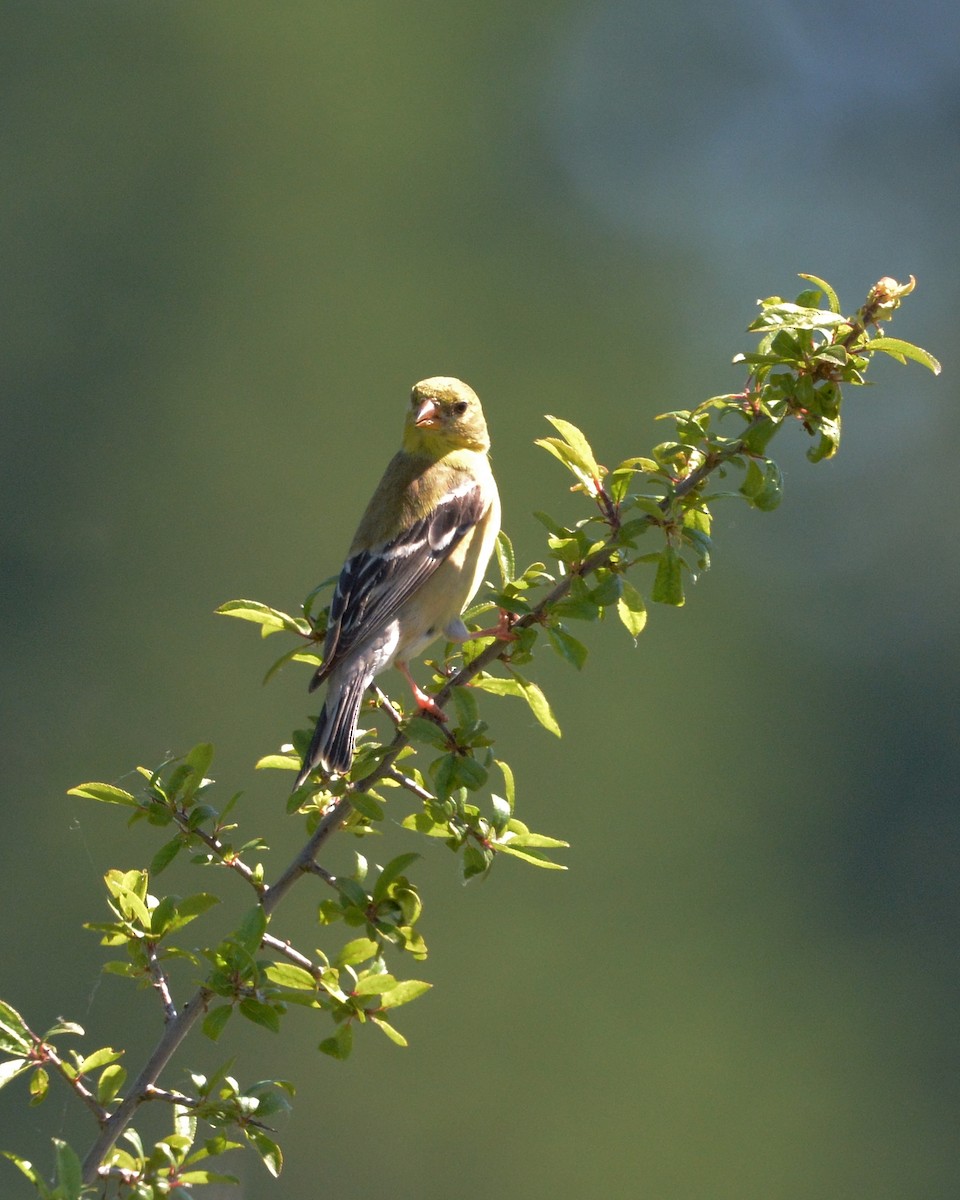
[294,377,500,787]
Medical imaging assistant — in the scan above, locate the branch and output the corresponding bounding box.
[81,987,212,1185]
[72,276,933,1188]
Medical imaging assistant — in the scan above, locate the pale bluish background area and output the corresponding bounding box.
[2,3,958,1197]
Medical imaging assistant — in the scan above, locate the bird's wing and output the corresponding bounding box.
[312,479,487,687]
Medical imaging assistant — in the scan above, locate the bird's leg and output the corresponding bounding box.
[462,607,518,643]
[396,659,448,721]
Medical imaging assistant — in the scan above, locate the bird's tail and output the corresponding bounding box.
[293,665,369,790]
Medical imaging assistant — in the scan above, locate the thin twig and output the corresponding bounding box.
[303,861,337,885]
[261,932,323,976]
[372,685,403,727]
[30,1034,108,1125]
[387,766,435,803]
[145,942,177,1022]
[143,1084,198,1107]
[172,807,263,893]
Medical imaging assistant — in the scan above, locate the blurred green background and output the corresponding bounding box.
[3,2,958,1197]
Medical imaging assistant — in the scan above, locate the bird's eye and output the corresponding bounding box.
[452,400,468,416]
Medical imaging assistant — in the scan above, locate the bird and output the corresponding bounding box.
[293,377,501,789]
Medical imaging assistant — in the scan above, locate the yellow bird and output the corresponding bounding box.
[294,377,501,787]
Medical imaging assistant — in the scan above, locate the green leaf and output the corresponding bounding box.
[495,843,567,869]
[182,742,214,797]
[264,963,318,991]
[349,791,384,822]
[866,336,941,374]
[353,972,397,996]
[335,937,378,967]
[114,885,151,928]
[547,625,588,670]
[378,980,432,1009]
[490,793,511,831]
[233,906,267,956]
[739,458,764,500]
[177,1170,241,1186]
[404,716,452,749]
[75,1046,122,1075]
[748,301,846,333]
[495,759,516,810]
[28,1067,49,1106]
[53,1138,83,1200]
[1,1151,51,1196]
[67,782,138,806]
[798,273,840,314]
[532,509,569,537]
[101,961,138,978]
[0,1058,29,1090]
[97,1063,126,1105]
[806,413,841,463]
[255,753,301,771]
[239,998,281,1033]
[216,599,309,638]
[170,892,220,928]
[401,812,450,838]
[470,673,523,699]
[264,646,322,686]
[739,416,778,456]
[502,832,569,849]
[651,545,684,606]
[450,684,480,728]
[319,1023,353,1060]
[536,419,602,493]
[508,670,562,737]
[616,579,647,639]
[543,415,601,478]
[202,1005,232,1042]
[369,1015,408,1047]
[245,1127,283,1177]
[461,844,494,881]
[0,999,32,1055]
[494,529,515,584]
[41,1018,84,1040]
[372,853,420,903]
[150,837,183,876]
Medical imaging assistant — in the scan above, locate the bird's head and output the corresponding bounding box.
[403,377,490,455]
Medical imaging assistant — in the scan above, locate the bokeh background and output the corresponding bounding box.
[3,3,958,1197]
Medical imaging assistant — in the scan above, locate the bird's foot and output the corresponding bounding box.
[397,660,448,721]
[468,608,518,643]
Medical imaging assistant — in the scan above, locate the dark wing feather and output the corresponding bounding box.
[310,481,485,689]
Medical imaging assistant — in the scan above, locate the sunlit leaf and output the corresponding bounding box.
[866,336,941,374]
[616,579,647,639]
[216,599,309,638]
[264,963,318,991]
[378,980,432,1008]
[369,1015,408,1046]
[245,1127,283,1177]
[798,273,840,313]
[0,1058,29,1090]
[67,782,138,806]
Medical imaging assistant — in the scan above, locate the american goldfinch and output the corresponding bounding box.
[294,377,500,788]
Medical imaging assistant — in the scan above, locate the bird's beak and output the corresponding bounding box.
[414,397,441,428]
